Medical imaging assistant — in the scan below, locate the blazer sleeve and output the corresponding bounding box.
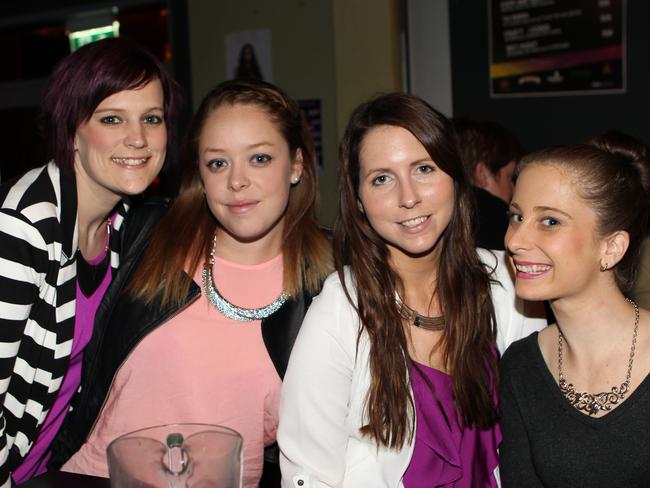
[277,273,357,488]
[0,209,49,487]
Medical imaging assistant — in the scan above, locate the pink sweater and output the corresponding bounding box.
[63,254,284,488]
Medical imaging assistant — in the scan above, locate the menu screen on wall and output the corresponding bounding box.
[489,0,625,97]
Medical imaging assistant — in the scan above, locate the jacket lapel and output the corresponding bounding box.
[55,163,78,263]
[261,291,312,380]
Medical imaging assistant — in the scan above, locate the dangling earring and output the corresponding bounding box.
[600,261,609,272]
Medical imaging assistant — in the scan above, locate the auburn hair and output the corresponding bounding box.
[129,79,332,305]
[335,92,498,448]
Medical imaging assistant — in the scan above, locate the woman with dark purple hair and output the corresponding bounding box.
[0,37,180,486]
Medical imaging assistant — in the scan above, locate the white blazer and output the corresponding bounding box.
[277,249,546,488]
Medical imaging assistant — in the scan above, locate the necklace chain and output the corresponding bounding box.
[394,292,445,331]
[558,298,639,416]
[78,219,111,254]
[201,233,288,322]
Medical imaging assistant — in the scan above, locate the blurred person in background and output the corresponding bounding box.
[454,117,522,250]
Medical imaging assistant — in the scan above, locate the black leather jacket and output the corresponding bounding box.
[48,200,321,469]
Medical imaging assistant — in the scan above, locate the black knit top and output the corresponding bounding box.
[499,332,650,488]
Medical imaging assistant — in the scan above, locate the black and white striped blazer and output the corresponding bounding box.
[0,161,128,487]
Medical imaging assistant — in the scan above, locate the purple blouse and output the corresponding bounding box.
[403,363,501,488]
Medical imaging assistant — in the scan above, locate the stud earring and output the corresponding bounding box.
[291,176,300,184]
[600,262,609,272]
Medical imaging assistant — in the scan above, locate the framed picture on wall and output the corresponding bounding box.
[225,29,273,82]
[489,0,626,97]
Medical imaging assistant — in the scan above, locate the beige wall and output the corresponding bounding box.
[332,0,402,137]
[187,0,400,225]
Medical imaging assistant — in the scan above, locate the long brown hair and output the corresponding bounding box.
[129,80,332,305]
[335,92,497,449]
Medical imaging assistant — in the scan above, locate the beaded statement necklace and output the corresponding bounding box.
[558,298,639,416]
[394,292,445,331]
[201,234,288,321]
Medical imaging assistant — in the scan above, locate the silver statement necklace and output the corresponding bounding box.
[558,298,639,416]
[201,233,289,321]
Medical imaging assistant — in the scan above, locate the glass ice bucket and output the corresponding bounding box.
[107,423,243,488]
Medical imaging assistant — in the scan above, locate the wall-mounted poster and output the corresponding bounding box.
[489,0,625,97]
[225,29,273,82]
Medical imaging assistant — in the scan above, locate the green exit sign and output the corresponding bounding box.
[68,22,120,52]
